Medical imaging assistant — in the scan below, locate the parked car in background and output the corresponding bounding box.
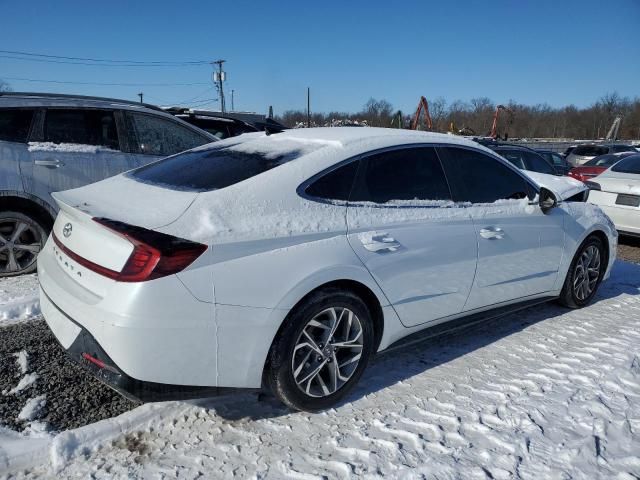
[536,150,572,175]
[0,92,216,276]
[39,128,616,411]
[566,143,637,166]
[481,143,558,175]
[587,153,640,236]
[568,152,635,182]
[165,107,287,139]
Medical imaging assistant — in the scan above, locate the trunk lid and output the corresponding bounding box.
[49,174,199,296]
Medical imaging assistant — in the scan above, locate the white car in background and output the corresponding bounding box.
[587,153,640,236]
[38,128,617,411]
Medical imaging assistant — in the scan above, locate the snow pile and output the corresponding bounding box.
[0,274,41,326]
[27,142,117,154]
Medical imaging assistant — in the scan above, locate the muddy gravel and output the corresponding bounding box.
[618,235,640,264]
[0,319,136,433]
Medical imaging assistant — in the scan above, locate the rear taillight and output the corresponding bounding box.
[52,219,207,282]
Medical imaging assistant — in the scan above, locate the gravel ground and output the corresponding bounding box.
[617,235,640,264]
[0,319,136,433]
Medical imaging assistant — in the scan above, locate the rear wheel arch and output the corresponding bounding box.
[262,279,385,382]
[0,192,56,231]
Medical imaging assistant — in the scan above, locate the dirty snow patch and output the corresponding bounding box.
[0,274,40,326]
[18,396,47,422]
[13,350,28,374]
[5,373,38,395]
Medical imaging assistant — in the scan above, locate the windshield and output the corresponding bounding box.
[610,155,640,174]
[129,137,327,191]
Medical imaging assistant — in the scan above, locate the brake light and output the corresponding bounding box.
[52,219,207,282]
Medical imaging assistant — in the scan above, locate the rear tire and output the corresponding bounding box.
[0,211,47,277]
[266,288,374,412]
[557,235,606,308]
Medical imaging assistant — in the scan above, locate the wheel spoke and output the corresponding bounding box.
[14,243,40,254]
[6,249,19,272]
[10,222,28,243]
[293,349,313,379]
[296,360,326,386]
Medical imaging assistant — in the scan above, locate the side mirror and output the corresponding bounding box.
[539,187,557,213]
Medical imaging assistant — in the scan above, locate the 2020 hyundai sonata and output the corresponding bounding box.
[38,128,617,411]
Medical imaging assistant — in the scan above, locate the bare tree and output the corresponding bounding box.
[0,80,11,92]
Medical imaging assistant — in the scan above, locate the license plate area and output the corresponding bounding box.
[616,194,640,207]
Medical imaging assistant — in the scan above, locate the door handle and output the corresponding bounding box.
[359,232,401,252]
[479,227,504,239]
[35,159,65,168]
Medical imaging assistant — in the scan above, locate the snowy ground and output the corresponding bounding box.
[1,261,639,479]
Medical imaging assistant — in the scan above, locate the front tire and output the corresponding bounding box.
[0,211,47,277]
[558,235,606,308]
[266,288,374,412]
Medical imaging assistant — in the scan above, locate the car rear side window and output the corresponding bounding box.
[350,147,452,204]
[0,109,35,143]
[44,109,119,149]
[305,161,359,201]
[129,113,209,156]
[497,150,526,169]
[439,147,531,204]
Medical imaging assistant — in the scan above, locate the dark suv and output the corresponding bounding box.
[0,92,216,276]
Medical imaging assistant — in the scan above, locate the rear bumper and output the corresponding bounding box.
[41,287,257,402]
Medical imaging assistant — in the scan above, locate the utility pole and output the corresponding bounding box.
[138,92,143,104]
[211,60,226,114]
[231,89,235,111]
[307,87,311,128]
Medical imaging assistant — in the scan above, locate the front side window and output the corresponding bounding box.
[350,147,451,204]
[0,109,35,143]
[129,113,209,156]
[524,151,556,174]
[305,161,359,201]
[497,149,526,169]
[44,109,119,149]
[439,147,531,204]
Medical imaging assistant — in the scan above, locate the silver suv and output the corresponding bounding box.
[0,92,216,276]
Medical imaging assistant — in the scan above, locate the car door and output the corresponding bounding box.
[345,146,478,328]
[125,112,214,168]
[24,108,132,208]
[438,146,565,311]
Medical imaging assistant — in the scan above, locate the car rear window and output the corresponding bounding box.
[0,109,35,143]
[573,145,607,157]
[129,137,326,192]
[610,155,640,174]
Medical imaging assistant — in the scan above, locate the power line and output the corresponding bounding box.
[3,76,209,87]
[0,49,210,66]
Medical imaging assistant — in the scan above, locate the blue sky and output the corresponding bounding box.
[1,0,638,115]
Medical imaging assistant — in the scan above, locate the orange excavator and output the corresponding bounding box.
[410,96,433,130]
[489,104,514,140]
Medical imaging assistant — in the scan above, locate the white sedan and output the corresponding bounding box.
[587,153,640,236]
[38,128,617,411]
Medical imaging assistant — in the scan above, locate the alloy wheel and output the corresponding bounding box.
[291,307,364,398]
[0,218,43,274]
[572,245,601,301]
